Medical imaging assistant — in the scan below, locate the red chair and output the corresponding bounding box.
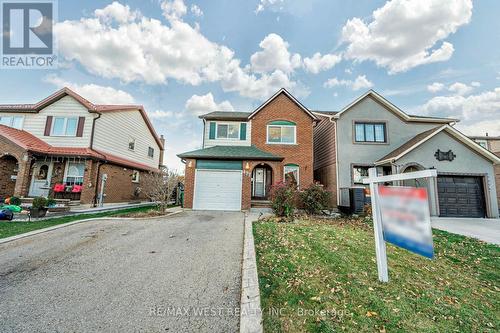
[53,184,65,199]
[71,185,82,201]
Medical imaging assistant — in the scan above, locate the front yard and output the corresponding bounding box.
[254,217,499,332]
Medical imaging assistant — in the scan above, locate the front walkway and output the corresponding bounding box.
[0,210,244,332]
[432,217,500,245]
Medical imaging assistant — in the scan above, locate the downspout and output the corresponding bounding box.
[89,111,105,207]
[202,118,206,148]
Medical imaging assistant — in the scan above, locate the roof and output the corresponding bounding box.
[0,87,164,149]
[199,111,251,120]
[198,88,318,122]
[333,90,458,124]
[375,125,500,165]
[469,135,500,140]
[0,125,157,171]
[312,111,339,116]
[177,145,283,161]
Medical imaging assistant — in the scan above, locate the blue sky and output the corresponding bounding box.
[1,0,499,171]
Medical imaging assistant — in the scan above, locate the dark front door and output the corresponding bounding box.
[437,176,486,218]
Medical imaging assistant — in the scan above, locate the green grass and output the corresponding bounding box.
[0,205,157,239]
[254,217,500,333]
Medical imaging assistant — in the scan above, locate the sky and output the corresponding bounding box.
[1,0,499,172]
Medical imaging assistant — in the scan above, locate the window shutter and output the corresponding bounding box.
[209,122,216,139]
[76,117,85,137]
[240,123,247,140]
[44,116,53,136]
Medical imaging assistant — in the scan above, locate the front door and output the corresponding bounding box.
[29,162,53,197]
[253,168,266,198]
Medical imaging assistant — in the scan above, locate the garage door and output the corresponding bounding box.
[193,168,242,211]
[437,176,486,218]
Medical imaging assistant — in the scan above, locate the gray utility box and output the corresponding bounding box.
[338,187,366,215]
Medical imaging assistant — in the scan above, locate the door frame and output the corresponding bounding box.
[252,167,267,198]
[29,161,54,197]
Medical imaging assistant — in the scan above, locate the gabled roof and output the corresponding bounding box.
[0,125,157,171]
[199,111,251,121]
[248,88,318,121]
[375,125,500,165]
[177,145,283,161]
[0,87,164,149]
[333,90,458,124]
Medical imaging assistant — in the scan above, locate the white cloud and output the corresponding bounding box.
[44,75,135,104]
[185,93,234,116]
[324,75,373,91]
[448,82,473,96]
[470,81,481,87]
[341,0,472,74]
[190,4,203,17]
[456,120,500,136]
[250,33,301,74]
[255,0,284,14]
[303,52,342,74]
[55,2,306,101]
[161,0,187,21]
[417,87,500,123]
[427,82,445,93]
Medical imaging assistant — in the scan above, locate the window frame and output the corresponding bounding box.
[128,137,136,151]
[51,117,78,137]
[131,170,140,183]
[215,122,240,140]
[148,147,154,158]
[283,164,300,186]
[475,139,488,149]
[0,115,24,129]
[63,161,85,186]
[266,123,297,145]
[353,122,387,144]
[352,165,371,186]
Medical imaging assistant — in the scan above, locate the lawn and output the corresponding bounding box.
[254,216,499,333]
[0,205,162,239]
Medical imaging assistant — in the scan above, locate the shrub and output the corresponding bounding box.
[269,181,297,218]
[47,197,57,207]
[32,196,48,209]
[299,183,331,215]
[7,196,21,206]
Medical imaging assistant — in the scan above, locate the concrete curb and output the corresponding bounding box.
[0,209,184,245]
[240,213,264,333]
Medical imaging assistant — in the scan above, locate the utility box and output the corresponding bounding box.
[339,187,366,214]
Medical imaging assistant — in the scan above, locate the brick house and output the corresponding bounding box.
[178,89,318,211]
[314,90,500,218]
[0,88,164,206]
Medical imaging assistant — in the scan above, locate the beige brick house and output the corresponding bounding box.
[178,89,318,211]
[0,88,164,206]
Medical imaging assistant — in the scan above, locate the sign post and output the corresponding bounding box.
[363,168,437,282]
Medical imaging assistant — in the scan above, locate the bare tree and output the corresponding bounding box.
[141,166,180,214]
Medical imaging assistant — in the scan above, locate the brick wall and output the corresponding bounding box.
[183,159,196,208]
[0,155,18,199]
[0,136,31,198]
[94,163,148,204]
[242,160,283,209]
[250,93,315,189]
[314,163,337,207]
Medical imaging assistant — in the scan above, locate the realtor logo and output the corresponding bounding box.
[1,0,57,68]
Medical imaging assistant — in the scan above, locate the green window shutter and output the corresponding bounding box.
[240,123,247,140]
[209,122,216,139]
[269,120,296,126]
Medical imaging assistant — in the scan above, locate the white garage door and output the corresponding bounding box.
[193,169,242,211]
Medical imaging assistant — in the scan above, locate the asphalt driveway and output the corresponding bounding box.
[432,217,500,245]
[0,210,245,332]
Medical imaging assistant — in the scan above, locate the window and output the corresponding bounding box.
[0,116,24,129]
[128,137,136,151]
[65,162,85,185]
[52,117,77,136]
[132,170,140,183]
[216,123,239,139]
[267,121,296,144]
[475,139,488,149]
[353,166,370,185]
[148,147,154,158]
[284,164,299,185]
[354,122,386,143]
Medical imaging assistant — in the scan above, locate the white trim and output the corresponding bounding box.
[50,116,78,136]
[375,125,500,166]
[333,90,458,124]
[266,124,297,144]
[248,88,318,120]
[215,121,241,140]
[363,169,437,184]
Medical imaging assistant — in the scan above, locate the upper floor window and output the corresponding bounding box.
[354,122,386,143]
[217,123,239,139]
[0,116,24,129]
[148,147,154,158]
[267,121,296,144]
[128,137,136,151]
[52,117,77,136]
[475,139,488,149]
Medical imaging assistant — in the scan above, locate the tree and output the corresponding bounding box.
[141,166,180,214]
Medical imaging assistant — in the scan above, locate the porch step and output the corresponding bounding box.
[68,200,81,206]
[251,200,271,208]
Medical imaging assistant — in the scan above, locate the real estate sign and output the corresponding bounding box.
[377,186,434,259]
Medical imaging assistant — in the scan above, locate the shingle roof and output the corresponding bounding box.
[376,126,444,163]
[199,111,251,120]
[177,145,283,161]
[312,110,339,116]
[0,125,157,171]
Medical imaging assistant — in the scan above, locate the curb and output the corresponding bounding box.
[0,210,183,245]
[240,213,264,333]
